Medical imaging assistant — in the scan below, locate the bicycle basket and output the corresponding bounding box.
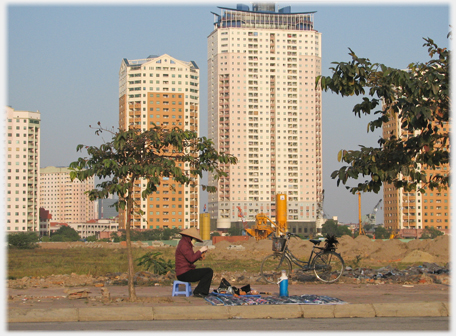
[272,237,286,252]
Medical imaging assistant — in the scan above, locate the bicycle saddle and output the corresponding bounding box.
[309,239,321,245]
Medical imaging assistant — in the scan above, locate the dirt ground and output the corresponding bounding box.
[38,234,450,266]
[9,235,449,290]
[210,235,450,268]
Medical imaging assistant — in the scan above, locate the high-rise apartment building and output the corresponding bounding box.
[382,113,451,232]
[39,166,96,223]
[6,106,41,233]
[207,3,323,235]
[118,54,200,230]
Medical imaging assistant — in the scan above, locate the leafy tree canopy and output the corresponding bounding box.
[69,124,237,212]
[227,226,244,237]
[317,37,450,194]
[7,232,40,249]
[374,226,391,239]
[322,219,352,237]
[420,226,444,239]
[50,226,80,242]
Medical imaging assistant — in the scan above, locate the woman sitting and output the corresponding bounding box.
[175,227,213,298]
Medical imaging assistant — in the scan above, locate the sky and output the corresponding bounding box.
[3,0,452,224]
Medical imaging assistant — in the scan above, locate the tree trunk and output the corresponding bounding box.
[125,189,137,301]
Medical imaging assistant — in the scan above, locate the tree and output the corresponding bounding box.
[7,232,40,249]
[420,226,444,239]
[50,226,80,242]
[69,124,237,301]
[322,219,352,237]
[317,37,450,194]
[374,226,391,239]
[227,226,243,236]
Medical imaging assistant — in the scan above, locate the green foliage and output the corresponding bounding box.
[7,232,40,249]
[420,226,444,239]
[210,231,221,237]
[321,219,352,237]
[227,226,244,236]
[86,235,97,242]
[135,251,174,275]
[116,228,182,241]
[69,123,237,300]
[50,226,80,242]
[374,226,391,239]
[317,37,450,194]
[69,124,238,213]
[110,232,121,242]
[41,236,50,242]
[351,255,363,268]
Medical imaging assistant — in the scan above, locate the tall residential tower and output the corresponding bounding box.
[382,112,451,233]
[6,106,41,233]
[207,4,323,235]
[118,54,200,230]
[40,166,96,223]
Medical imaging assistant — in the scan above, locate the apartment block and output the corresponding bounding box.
[5,106,41,233]
[118,54,200,230]
[39,166,96,224]
[207,3,323,235]
[383,111,451,232]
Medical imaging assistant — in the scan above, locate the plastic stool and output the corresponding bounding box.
[172,280,192,297]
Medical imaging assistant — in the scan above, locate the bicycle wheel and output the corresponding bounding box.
[260,253,292,284]
[312,251,344,283]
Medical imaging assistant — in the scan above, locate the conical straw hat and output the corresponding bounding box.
[179,227,203,242]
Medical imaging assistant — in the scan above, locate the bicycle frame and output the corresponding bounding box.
[275,236,323,272]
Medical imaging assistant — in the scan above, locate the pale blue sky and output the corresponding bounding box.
[5,1,451,223]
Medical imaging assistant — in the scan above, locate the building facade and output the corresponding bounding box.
[67,219,119,240]
[96,195,119,219]
[118,54,200,230]
[382,111,451,232]
[6,106,41,233]
[207,4,323,235]
[39,207,52,237]
[39,166,96,224]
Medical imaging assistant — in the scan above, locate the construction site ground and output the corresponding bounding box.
[6,234,451,324]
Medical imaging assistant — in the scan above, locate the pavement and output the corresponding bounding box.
[6,282,450,323]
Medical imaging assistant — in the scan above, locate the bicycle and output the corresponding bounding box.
[260,232,345,284]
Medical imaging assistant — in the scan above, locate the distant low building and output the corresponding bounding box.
[39,208,52,237]
[49,222,69,234]
[67,219,119,240]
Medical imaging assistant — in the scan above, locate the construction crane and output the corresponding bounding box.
[236,194,288,241]
[364,199,382,226]
[358,192,366,235]
[236,206,249,233]
[315,190,328,234]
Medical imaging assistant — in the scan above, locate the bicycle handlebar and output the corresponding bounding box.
[286,232,299,238]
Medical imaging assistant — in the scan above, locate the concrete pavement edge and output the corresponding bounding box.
[7,301,449,323]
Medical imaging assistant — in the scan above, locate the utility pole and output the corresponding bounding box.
[358,192,365,235]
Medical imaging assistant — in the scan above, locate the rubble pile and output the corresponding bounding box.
[7,262,450,289]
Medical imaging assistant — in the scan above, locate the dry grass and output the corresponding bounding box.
[7,248,147,278]
[7,247,262,279]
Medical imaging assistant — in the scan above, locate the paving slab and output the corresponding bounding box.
[228,305,303,319]
[6,283,450,322]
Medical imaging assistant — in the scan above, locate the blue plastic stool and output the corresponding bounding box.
[172,280,192,297]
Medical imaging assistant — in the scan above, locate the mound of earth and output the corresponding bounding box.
[211,235,449,266]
